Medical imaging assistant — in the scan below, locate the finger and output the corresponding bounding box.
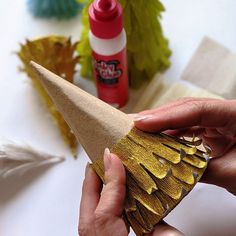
[79,164,102,234]
[200,146,236,195]
[95,149,126,217]
[165,128,234,157]
[133,98,236,133]
[204,128,224,138]
[164,126,205,137]
[133,97,219,120]
[146,221,185,236]
[202,135,233,157]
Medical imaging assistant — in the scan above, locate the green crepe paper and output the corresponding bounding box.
[77,0,171,88]
[77,0,93,79]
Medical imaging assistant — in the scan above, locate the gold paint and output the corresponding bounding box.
[131,208,153,232]
[126,212,148,236]
[125,188,137,212]
[183,154,207,168]
[92,127,209,235]
[137,202,162,228]
[129,129,182,164]
[155,189,179,211]
[112,145,158,194]
[154,176,185,200]
[17,36,79,155]
[171,161,195,185]
[128,176,165,215]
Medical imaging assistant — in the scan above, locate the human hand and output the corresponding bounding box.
[78,148,128,236]
[78,148,184,236]
[133,98,236,196]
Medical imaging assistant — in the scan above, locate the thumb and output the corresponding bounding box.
[95,148,126,216]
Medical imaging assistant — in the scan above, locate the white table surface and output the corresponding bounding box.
[1,1,236,236]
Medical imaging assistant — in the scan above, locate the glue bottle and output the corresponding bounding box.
[88,0,128,108]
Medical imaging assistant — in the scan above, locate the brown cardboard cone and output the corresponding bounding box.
[30,63,209,236]
[30,61,134,162]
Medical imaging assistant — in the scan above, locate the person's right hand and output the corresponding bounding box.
[133,98,236,196]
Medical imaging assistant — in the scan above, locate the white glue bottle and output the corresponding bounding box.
[88,0,128,108]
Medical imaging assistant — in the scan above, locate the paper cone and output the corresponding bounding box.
[30,61,209,236]
[30,61,134,162]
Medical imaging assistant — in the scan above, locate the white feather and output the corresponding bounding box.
[0,143,65,178]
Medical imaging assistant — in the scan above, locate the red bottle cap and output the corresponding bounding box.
[89,0,123,39]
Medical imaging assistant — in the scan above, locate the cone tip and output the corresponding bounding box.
[29,61,47,76]
[29,60,40,70]
[29,61,43,76]
[29,60,59,86]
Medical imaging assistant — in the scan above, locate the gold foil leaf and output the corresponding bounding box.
[183,154,207,168]
[171,161,195,185]
[128,176,165,216]
[17,36,79,155]
[92,127,209,235]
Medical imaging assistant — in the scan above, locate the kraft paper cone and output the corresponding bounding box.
[30,61,209,235]
[30,61,133,162]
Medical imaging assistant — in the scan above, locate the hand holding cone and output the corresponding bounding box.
[30,61,209,235]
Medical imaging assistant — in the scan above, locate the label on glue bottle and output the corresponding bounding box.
[92,47,128,108]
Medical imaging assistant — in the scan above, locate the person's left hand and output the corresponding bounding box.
[78,148,184,236]
[78,148,128,236]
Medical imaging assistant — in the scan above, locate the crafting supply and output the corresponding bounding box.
[182,37,236,99]
[0,143,64,178]
[17,36,79,155]
[78,0,170,88]
[133,80,222,113]
[88,0,129,108]
[30,62,209,235]
[27,0,83,19]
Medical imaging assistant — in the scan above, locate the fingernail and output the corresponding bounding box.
[104,148,111,171]
[128,113,153,122]
[85,162,90,176]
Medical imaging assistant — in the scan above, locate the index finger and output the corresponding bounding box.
[134,98,236,132]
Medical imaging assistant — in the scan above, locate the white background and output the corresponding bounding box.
[0,0,236,235]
